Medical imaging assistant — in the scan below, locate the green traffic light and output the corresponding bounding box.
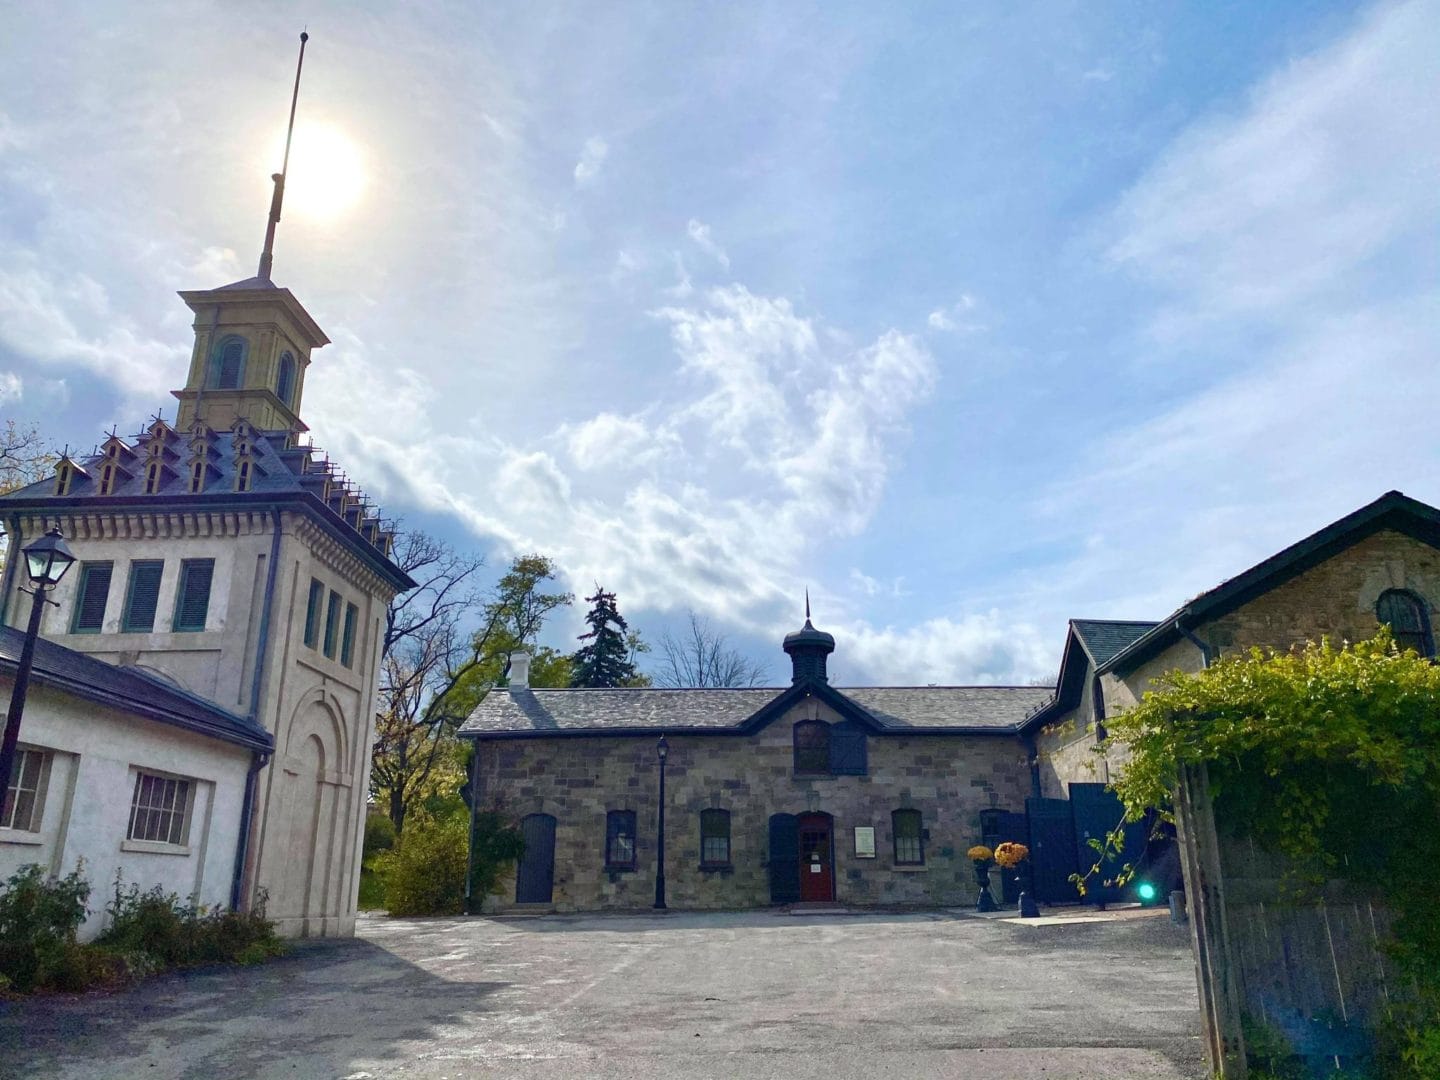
[1137,882,1158,903]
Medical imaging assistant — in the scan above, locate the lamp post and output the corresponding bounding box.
[654,734,668,910]
[1,528,77,805]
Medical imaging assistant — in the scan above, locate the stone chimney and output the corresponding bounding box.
[509,651,532,690]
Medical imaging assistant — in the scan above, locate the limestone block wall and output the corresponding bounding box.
[473,696,1032,911]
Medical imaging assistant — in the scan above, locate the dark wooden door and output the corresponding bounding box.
[980,808,1029,904]
[797,812,834,902]
[515,813,556,903]
[1069,783,1147,903]
[768,813,800,904]
[1025,797,1081,904]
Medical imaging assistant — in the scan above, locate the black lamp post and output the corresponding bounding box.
[1,529,76,806]
[654,734,668,910]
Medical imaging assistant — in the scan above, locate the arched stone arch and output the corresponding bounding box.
[282,688,351,778]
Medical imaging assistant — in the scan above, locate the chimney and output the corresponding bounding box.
[509,651,532,690]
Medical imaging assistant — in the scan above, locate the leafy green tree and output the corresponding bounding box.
[569,585,642,688]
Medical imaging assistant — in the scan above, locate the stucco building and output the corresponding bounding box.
[461,490,1439,913]
[0,268,412,937]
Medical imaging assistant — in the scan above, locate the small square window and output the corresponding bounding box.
[892,809,924,866]
[700,808,731,867]
[605,810,637,870]
[127,771,193,847]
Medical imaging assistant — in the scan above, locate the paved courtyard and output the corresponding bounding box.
[1,908,1206,1079]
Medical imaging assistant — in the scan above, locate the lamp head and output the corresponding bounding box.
[23,528,76,587]
[657,734,669,762]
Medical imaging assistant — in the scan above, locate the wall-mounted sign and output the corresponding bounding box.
[854,826,876,858]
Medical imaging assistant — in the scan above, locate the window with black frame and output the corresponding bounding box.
[605,809,637,870]
[700,808,731,867]
[793,720,830,775]
[892,808,924,866]
[1376,589,1435,657]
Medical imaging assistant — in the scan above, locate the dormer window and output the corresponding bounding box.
[209,336,247,390]
[189,460,206,494]
[1377,589,1435,658]
[54,462,73,496]
[235,459,252,492]
[144,460,164,495]
[99,462,119,495]
[276,351,297,406]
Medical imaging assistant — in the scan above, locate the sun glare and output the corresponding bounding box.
[269,121,366,222]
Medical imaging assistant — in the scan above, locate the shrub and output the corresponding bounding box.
[0,864,91,993]
[377,811,469,916]
[97,877,282,970]
[468,808,526,909]
[363,813,396,859]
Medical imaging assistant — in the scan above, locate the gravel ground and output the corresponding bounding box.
[0,907,1207,1079]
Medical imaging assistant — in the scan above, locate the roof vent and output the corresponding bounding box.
[509,651,531,690]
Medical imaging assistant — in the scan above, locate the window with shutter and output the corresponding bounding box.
[212,338,246,389]
[173,559,214,632]
[829,719,868,775]
[793,720,830,775]
[303,579,324,648]
[700,808,731,867]
[892,809,924,865]
[341,602,358,668]
[605,810,637,869]
[121,560,165,632]
[70,561,113,634]
[323,590,342,658]
[1376,589,1435,658]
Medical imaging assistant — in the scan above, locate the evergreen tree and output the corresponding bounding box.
[570,585,641,688]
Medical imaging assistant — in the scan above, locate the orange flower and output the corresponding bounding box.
[967,845,994,862]
[993,842,1030,868]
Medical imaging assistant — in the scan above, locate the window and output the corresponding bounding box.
[605,810,637,870]
[2,748,51,833]
[793,720,830,775]
[892,809,924,866]
[211,337,247,390]
[1377,589,1435,658]
[700,809,731,867]
[189,460,206,494]
[144,460,163,494]
[121,560,165,633]
[172,559,214,632]
[70,561,114,634]
[126,771,192,847]
[303,579,325,648]
[99,462,119,495]
[54,462,72,496]
[323,590,342,659]
[235,459,252,492]
[341,602,358,668]
[276,351,297,406]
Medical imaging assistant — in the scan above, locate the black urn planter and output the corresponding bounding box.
[1016,865,1040,918]
[973,861,998,912]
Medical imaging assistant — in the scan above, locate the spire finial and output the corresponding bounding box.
[256,31,310,281]
[805,588,811,621]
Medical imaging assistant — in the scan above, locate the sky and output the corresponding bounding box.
[1,1,1436,686]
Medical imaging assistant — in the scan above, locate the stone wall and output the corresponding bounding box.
[473,695,1032,911]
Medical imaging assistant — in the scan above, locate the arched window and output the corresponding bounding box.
[892,808,924,866]
[210,336,247,390]
[276,351,297,406]
[700,809,731,867]
[605,810,637,870]
[1376,589,1434,657]
[793,720,830,775]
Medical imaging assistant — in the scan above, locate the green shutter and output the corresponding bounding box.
[323,590,341,658]
[172,559,214,632]
[341,602,358,668]
[70,562,113,633]
[303,579,324,648]
[121,560,165,632]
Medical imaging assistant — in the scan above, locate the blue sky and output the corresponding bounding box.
[1,1,1436,684]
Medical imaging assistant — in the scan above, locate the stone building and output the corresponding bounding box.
[462,490,1439,913]
[0,268,412,936]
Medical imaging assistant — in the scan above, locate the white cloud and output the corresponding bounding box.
[573,136,609,186]
[926,293,981,333]
[685,219,730,269]
[841,613,1050,685]
[0,372,21,404]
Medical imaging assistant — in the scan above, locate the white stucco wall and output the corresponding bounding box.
[0,681,252,941]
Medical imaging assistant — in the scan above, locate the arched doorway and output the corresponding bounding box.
[515,814,556,903]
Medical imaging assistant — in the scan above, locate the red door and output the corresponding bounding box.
[797,813,834,902]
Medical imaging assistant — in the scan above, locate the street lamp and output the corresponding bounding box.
[654,734,669,910]
[1,528,76,807]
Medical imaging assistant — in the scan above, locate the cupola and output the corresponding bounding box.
[783,596,835,684]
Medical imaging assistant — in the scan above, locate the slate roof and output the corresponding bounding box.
[0,626,273,752]
[1069,620,1159,667]
[459,684,1055,739]
[1,424,413,592]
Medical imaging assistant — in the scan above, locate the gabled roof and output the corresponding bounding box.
[458,682,1054,740]
[0,627,273,753]
[1100,490,1440,676]
[1070,620,1158,667]
[1017,618,1156,734]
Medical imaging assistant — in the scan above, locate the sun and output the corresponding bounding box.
[270,121,366,222]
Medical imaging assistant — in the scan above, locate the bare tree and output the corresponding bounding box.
[655,610,771,688]
[370,546,572,833]
[0,421,55,577]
